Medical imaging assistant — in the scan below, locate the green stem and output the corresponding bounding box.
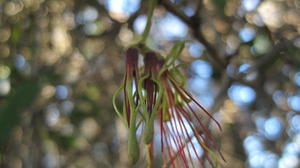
[141,0,157,43]
[127,80,140,165]
[147,143,154,168]
[128,108,139,165]
[112,84,127,126]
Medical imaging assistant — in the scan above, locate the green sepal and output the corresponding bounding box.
[169,67,186,86]
[128,125,140,165]
[162,100,171,122]
[144,117,155,144]
[128,102,141,165]
[137,74,150,120]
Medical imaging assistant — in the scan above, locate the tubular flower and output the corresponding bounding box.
[113,47,141,164]
[139,52,163,144]
[113,47,140,126]
[124,47,140,126]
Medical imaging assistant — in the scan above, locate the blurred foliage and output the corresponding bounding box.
[212,0,226,16]
[0,0,299,168]
[0,81,40,146]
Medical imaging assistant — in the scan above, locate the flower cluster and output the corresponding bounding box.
[113,45,224,167]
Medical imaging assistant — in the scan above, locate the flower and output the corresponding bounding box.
[140,52,224,167]
[113,47,224,167]
[113,47,141,164]
[124,47,140,126]
[140,52,162,144]
[113,47,140,126]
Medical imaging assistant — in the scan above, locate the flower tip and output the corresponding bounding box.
[144,52,165,72]
[125,47,139,66]
[144,52,158,65]
[126,47,139,56]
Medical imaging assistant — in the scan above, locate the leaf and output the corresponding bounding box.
[165,41,186,66]
[0,81,40,147]
[160,41,189,76]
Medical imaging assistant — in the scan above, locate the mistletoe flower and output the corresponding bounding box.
[113,46,224,167]
[113,47,141,164]
[124,47,140,126]
[140,51,224,167]
[139,52,163,144]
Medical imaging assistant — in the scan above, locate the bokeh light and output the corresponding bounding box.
[294,72,300,87]
[190,60,212,79]
[133,15,147,34]
[55,85,69,100]
[239,28,256,42]
[290,115,300,133]
[263,117,283,140]
[242,0,260,11]
[105,0,140,15]
[287,95,300,111]
[188,42,204,58]
[158,14,188,40]
[244,135,264,154]
[228,84,256,105]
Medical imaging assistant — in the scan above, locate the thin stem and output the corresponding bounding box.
[147,143,154,168]
[141,0,157,43]
[112,84,127,126]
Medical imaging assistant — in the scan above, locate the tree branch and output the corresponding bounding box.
[159,0,226,69]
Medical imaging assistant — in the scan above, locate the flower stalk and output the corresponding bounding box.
[141,0,157,43]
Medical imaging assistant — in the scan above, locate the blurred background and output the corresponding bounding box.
[0,0,300,167]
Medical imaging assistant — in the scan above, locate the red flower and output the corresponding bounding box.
[123,47,140,126]
[142,52,224,167]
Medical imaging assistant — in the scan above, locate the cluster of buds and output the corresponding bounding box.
[113,44,224,167]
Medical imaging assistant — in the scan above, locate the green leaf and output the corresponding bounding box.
[0,81,40,147]
[160,41,189,76]
[165,41,186,65]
